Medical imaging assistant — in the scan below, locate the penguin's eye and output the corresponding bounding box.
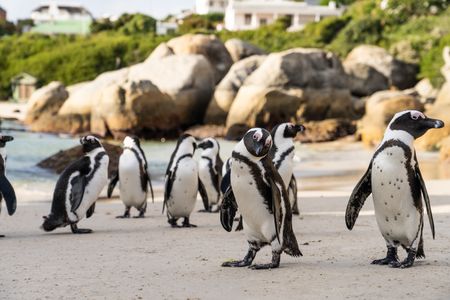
[253,134,258,140]
[411,115,419,120]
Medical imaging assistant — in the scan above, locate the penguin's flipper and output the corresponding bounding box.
[345,162,372,230]
[0,175,16,216]
[163,172,173,214]
[107,171,119,198]
[215,154,224,187]
[268,177,282,244]
[198,178,209,211]
[289,174,299,213]
[147,171,155,204]
[86,202,95,218]
[220,170,231,195]
[415,161,435,239]
[69,175,86,213]
[220,187,238,232]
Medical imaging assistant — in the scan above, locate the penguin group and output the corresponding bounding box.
[0,110,445,270]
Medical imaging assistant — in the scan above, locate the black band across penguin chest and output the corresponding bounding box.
[231,151,273,213]
[124,147,148,193]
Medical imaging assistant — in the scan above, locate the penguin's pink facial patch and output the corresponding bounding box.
[253,131,263,142]
[410,111,425,120]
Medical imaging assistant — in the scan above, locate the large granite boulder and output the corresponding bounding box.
[165,34,233,83]
[226,48,354,128]
[343,62,388,96]
[25,81,68,124]
[59,68,129,116]
[91,80,178,139]
[358,90,424,146]
[204,55,266,125]
[224,39,266,62]
[129,54,215,126]
[91,54,216,138]
[344,45,418,90]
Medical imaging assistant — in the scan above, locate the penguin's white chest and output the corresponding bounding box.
[70,154,109,221]
[231,159,275,243]
[119,152,146,208]
[167,158,198,218]
[198,158,219,205]
[371,146,420,245]
[276,157,293,188]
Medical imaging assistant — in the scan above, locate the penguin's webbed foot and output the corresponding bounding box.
[222,259,252,268]
[70,224,93,234]
[133,210,145,218]
[182,218,197,228]
[168,218,181,228]
[390,249,416,269]
[372,246,399,265]
[116,208,131,219]
[249,251,281,270]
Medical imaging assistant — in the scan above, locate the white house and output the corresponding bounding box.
[31,1,93,35]
[195,0,229,15]
[224,0,345,31]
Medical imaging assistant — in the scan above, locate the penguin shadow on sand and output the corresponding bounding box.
[0,135,17,238]
[107,136,154,219]
[346,110,444,269]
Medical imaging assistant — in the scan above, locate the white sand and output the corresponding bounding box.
[1,188,450,299]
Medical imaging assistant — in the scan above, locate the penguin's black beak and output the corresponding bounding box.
[0,136,14,143]
[425,118,445,129]
[254,140,271,157]
[295,124,306,133]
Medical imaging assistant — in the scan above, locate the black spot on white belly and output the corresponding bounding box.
[385,217,389,222]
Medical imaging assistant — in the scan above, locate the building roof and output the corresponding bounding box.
[11,73,38,85]
[32,4,92,17]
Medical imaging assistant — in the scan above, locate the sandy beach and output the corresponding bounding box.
[1,182,450,300]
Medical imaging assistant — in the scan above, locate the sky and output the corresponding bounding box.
[0,0,196,21]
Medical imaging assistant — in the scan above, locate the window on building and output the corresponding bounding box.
[244,14,252,25]
[286,14,294,26]
[260,18,267,26]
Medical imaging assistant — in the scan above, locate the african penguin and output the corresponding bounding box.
[346,110,444,268]
[0,135,16,237]
[220,128,302,269]
[163,133,198,228]
[42,136,109,234]
[197,138,223,212]
[270,123,305,215]
[108,136,154,218]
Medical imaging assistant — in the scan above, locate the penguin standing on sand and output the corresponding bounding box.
[346,110,444,268]
[0,135,16,237]
[108,136,154,218]
[163,134,198,228]
[220,128,302,269]
[270,123,305,215]
[197,138,223,212]
[42,136,109,234]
